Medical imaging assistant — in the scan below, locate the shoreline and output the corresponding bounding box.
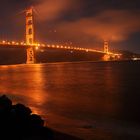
[52,130,82,140]
[0,59,139,67]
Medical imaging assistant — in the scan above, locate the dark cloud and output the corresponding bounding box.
[63,10,140,42]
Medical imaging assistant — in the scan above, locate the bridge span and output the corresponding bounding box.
[0,7,121,64]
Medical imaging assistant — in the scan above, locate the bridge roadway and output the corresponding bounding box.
[0,41,106,54]
[0,41,122,57]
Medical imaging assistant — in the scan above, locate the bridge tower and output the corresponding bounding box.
[104,40,109,54]
[26,7,36,64]
[103,40,110,61]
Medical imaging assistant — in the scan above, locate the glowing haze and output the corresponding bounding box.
[35,0,74,21]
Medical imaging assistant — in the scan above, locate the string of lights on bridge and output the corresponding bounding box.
[0,40,111,54]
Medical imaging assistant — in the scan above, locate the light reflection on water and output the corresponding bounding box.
[0,61,140,139]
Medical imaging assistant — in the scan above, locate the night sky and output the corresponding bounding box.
[0,0,140,53]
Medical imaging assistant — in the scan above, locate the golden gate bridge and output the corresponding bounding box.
[0,8,121,64]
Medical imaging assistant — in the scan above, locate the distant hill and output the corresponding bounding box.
[116,50,140,60]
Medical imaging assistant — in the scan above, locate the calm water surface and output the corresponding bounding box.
[0,61,140,139]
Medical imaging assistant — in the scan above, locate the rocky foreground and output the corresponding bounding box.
[0,95,81,140]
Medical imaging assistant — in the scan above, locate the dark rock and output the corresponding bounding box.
[29,114,44,128]
[0,95,12,111]
[0,95,53,140]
